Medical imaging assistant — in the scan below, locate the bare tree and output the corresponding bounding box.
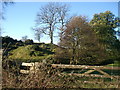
[0,1,14,35]
[33,28,43,42]
[57,16,109,65]
[59,16,93,64]
[21,35,28,42]
[1,1,14,20]
[34,2,69,44]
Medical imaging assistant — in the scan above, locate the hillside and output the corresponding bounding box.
[2,36,120,65]
[8,43,57,62]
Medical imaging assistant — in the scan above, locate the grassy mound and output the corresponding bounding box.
[8,43,56,62]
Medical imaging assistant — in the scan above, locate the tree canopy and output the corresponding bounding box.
[90,11,120,62]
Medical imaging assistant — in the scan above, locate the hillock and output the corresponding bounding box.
[8,43,57,62]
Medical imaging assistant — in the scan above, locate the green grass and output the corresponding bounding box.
[8,44,55,62]
[106,61,120,67]
[49,73,120,88]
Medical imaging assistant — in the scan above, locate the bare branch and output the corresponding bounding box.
[34,2,69,44]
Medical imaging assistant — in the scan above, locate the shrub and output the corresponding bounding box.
[31,45,40,51]
[24,39,33,45]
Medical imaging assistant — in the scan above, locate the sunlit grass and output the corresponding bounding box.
[8,44,54,62]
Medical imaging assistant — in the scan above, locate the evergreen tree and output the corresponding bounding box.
[90,11,120,62]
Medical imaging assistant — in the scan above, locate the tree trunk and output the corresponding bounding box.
[70,46,76,65]
[50,35,53,44]
[50,29,53,44]
[73,48,76,64]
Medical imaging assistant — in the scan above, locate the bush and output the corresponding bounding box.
[24,39,33,45]
[34,51,43,56]
[31,45,40,51]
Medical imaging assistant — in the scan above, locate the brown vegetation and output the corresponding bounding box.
[2,62,120,88]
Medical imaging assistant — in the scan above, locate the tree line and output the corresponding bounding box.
[55,14,120,65]
[33,2,120,65]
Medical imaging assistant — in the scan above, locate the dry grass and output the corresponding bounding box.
[2,61,120,89]
[2,64,62,88]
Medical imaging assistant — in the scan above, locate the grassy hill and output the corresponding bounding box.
[7,43,120,66]
[8,43,57,62]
